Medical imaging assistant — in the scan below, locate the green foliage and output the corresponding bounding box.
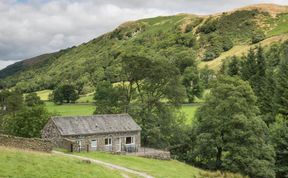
[202,34,233,61]
[274,41,288,118]
[199,65,215,89]
[173,51,196,75]
[240,48,257,80]
[52,84,79,104]
[182,66,203,103]
[197,17,217,34]
[0,90,23,114]
[93,55,186,148]
[227,56,240,76]
[239,46,276,123]
[175,33,197,48]
[25,93,44,106]
[270,115,288,178]
[251,31,265,44]
[193,76,275,178]
[94,81,126,114]
[3,105,50,138]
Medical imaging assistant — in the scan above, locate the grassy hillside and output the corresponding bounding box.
[1,4,287,93]
[75,151,246,178]
[0,147,131,178]
[0,146,246,178]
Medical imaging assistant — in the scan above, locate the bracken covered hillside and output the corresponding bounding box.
[0,4,287,93]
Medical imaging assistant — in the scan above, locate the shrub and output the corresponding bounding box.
[251,31,265,44]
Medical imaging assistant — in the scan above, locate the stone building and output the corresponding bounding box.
[41,114,141,152]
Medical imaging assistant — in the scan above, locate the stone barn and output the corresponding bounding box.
[41,114,141,152]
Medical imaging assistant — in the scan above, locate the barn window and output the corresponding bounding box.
[105,138,112,145]
[91,140,97,148]
[125,137,134,144]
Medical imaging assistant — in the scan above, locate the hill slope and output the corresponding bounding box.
[0,4,287,92]
[0,146,129,178]
[0,146,245,178]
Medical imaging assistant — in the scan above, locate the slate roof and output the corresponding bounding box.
[51,114,141,136]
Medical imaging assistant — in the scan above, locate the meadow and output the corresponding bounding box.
[0,147,131,178]
[39,90,200,123]
[75,151,245,178]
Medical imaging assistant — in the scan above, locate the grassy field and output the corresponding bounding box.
[181,104,200,124]
[267,13,288,37]
[0,147,130,178]
[36,90,52,101]
[45,102,95,116]
[45,101,199,124]
[41,90,202,123]
[75,152,245,178]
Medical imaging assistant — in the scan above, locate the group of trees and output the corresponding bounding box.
[94,56,187,147]
[180,42,288,178]
[90,41,288,177]
[51,84,79,104]
[0,91,51,138]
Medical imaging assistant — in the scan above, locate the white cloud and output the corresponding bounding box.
[0,0,287,69]
[0,60,20,70]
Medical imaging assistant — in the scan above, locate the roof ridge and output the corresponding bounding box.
[51,113,130,119]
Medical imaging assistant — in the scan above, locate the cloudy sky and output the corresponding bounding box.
[0,0,287,69]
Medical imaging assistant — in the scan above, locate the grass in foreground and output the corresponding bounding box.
[0,147,128,178]
[75,152,245,178]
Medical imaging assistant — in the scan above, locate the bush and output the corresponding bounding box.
[197,18,217,34]
[251,31,265,44]
[176,34,196,48]
[221,37,233,51]
[203,47,221,61]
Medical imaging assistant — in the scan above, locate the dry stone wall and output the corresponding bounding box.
[0,134,53,152]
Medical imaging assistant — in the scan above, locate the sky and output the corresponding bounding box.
[0,0,287,69]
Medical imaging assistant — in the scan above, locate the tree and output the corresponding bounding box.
[274,44,288,118]
[227,56,240,76]
[0,90,23,114]
[97,55,186,148]
[240,46,273,123]
[199,65,215,89]
[93,81,126,114]
[270,115,288,178]
[25,93,44,106]
[173,51,196,75]
[240,48,257,80]
[3,106,51,138]
[182,66,203,103]
[52,84,79,104]
[193,76,275,178]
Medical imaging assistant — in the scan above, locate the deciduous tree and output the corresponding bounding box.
[194,76,275,178]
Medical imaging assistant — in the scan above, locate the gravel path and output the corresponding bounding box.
[52,151,154,178]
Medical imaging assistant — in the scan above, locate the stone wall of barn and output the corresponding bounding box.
[63,131,141,153]
[41,119,63,147]
[0,134,53,152]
